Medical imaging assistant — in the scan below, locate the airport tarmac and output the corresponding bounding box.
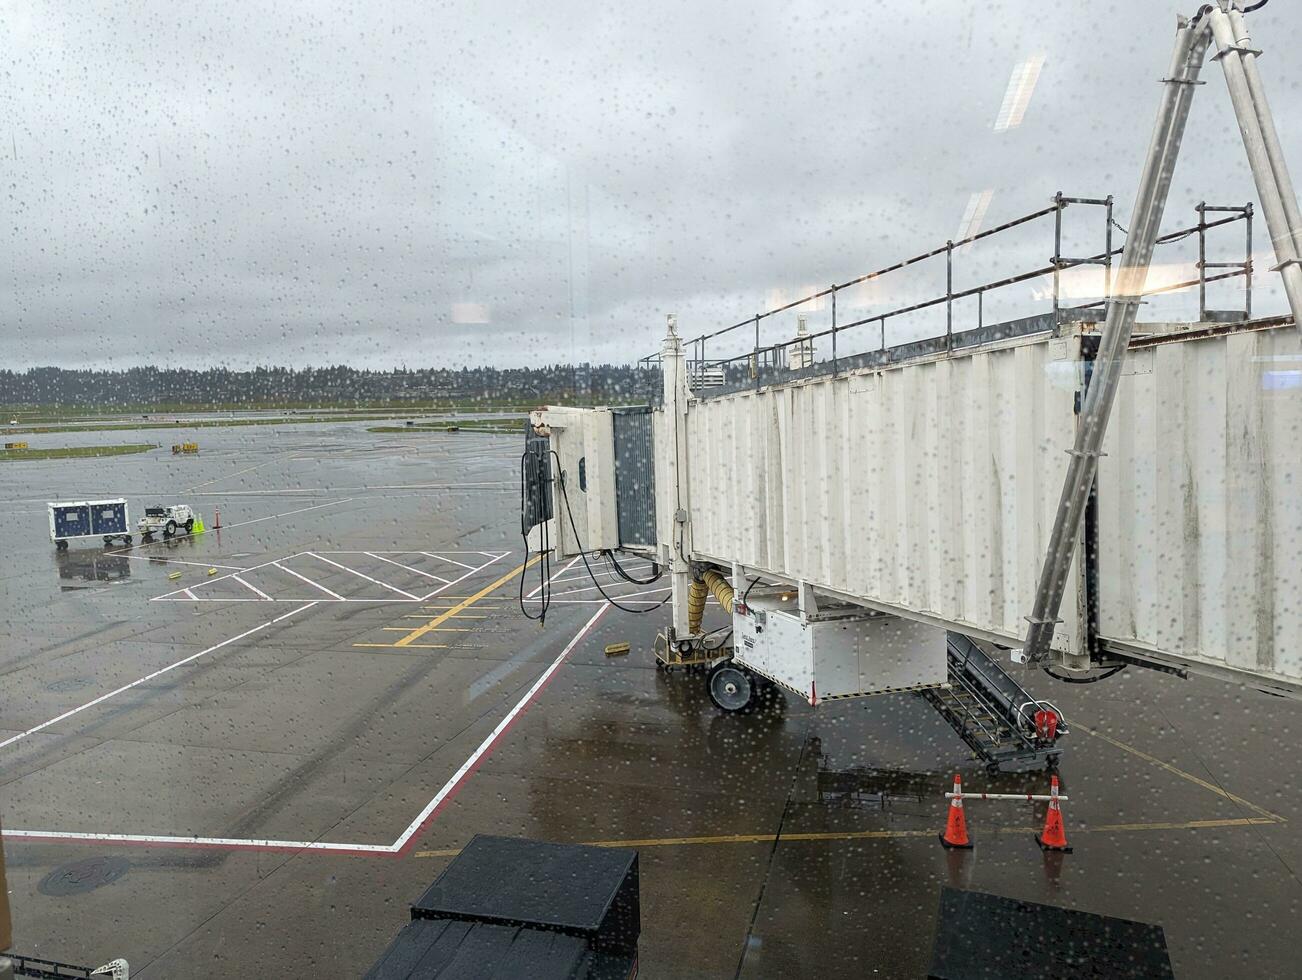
[1,419,1299,977]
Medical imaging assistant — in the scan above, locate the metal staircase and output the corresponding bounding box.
[921,633,1067,774]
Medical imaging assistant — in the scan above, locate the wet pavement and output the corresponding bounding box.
[1,421,1299,977]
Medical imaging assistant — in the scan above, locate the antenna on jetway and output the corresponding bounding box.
[1021,0,1302,666]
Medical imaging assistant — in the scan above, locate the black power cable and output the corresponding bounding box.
[518,449,553,625]
[604,548,663,586]
[1243,1,1269,14]
[551,451,670,615]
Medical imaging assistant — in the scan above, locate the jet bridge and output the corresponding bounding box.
[526,2,1302,715]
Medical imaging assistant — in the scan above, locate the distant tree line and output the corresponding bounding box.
[0,364,663,409]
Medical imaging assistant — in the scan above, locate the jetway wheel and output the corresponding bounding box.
[708,662,755,713]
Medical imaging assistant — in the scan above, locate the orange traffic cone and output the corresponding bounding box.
[1036,774,1072,852]
[939,774,973,849]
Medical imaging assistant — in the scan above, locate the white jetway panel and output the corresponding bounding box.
[683,331,1088,657]
[1097,322,1302,690]
[733,591,947,704]
[540,406,619,557]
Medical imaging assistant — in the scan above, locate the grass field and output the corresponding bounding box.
[0,443,158,461]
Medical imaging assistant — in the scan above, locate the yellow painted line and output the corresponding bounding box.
[421,606,499,611]
[1076,723,1284,822]
[411,816,1280,858]
[394,558,538,648]
[353,642,447,649]
[405,613,490,619]
[382,626,474,632]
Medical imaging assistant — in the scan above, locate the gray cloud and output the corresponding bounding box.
[2,0,1296,369]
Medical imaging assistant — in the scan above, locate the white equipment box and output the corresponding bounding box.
[733,591,946,704]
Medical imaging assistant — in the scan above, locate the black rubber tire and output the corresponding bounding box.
[142,532,153,542]
[103,536,115,546]
[707,662,755,713]
[123,534,132,545]
[184,519,194,533]
[165,520,177,537]
[55,539,68,551]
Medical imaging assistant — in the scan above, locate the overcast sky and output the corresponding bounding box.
[3,0,1299,369]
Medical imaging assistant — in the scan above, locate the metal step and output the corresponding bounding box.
[922,633,1068,774]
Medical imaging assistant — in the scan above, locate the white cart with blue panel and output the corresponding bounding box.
[48,499,132,549]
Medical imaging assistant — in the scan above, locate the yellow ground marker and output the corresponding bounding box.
[1076,723,1284,822]
[391,557,538,648]
[411,816,1280,858]
[167,571,182,580]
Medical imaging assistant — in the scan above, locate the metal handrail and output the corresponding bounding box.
[648,195,1254,388]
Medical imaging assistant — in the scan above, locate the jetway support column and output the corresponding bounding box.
[1021,15,1209,664]
[1209,4,1302,337]
[661,315,694,637]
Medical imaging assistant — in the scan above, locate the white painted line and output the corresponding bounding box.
[548,582,670,599]
[523,598,663,605]
[154,552,302,600]
[421,552,476,571]
[183,457,289,494]
[183,588,198,600]
[2,595,607,857]
[391,602,610,852]
[213,498,355,532]
[325,550,507,556]
[366,552,451,583]
[417,553,506,602]
[113,554,249,571]
[273,562,345,600]
[231,574,273,601]
[156,596,438,604]
[306,552,420,599]
[527,555,580,599]
[188,483,512,496]
[0,828,394,854]
[0,602,319,751]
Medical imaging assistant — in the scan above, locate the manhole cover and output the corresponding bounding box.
[39,856,130,896]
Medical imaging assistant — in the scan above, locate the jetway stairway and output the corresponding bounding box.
[920,634,1067,774]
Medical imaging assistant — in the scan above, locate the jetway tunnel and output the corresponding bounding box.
[527,309,1302,703]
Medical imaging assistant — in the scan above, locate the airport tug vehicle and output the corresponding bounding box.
[137,503,197,540]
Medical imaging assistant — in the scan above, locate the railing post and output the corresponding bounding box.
[1196,201,1207,320]
[753,313,761,390]
[830,285,838,376]
[977,289,983,331]
[1245,202,1254,320]
[879,317,886,353]
[1052,190,1064,332]
[945,240,954,351]
[1104,194,1115,304]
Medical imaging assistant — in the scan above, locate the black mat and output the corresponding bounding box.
[929,886,1174,979]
